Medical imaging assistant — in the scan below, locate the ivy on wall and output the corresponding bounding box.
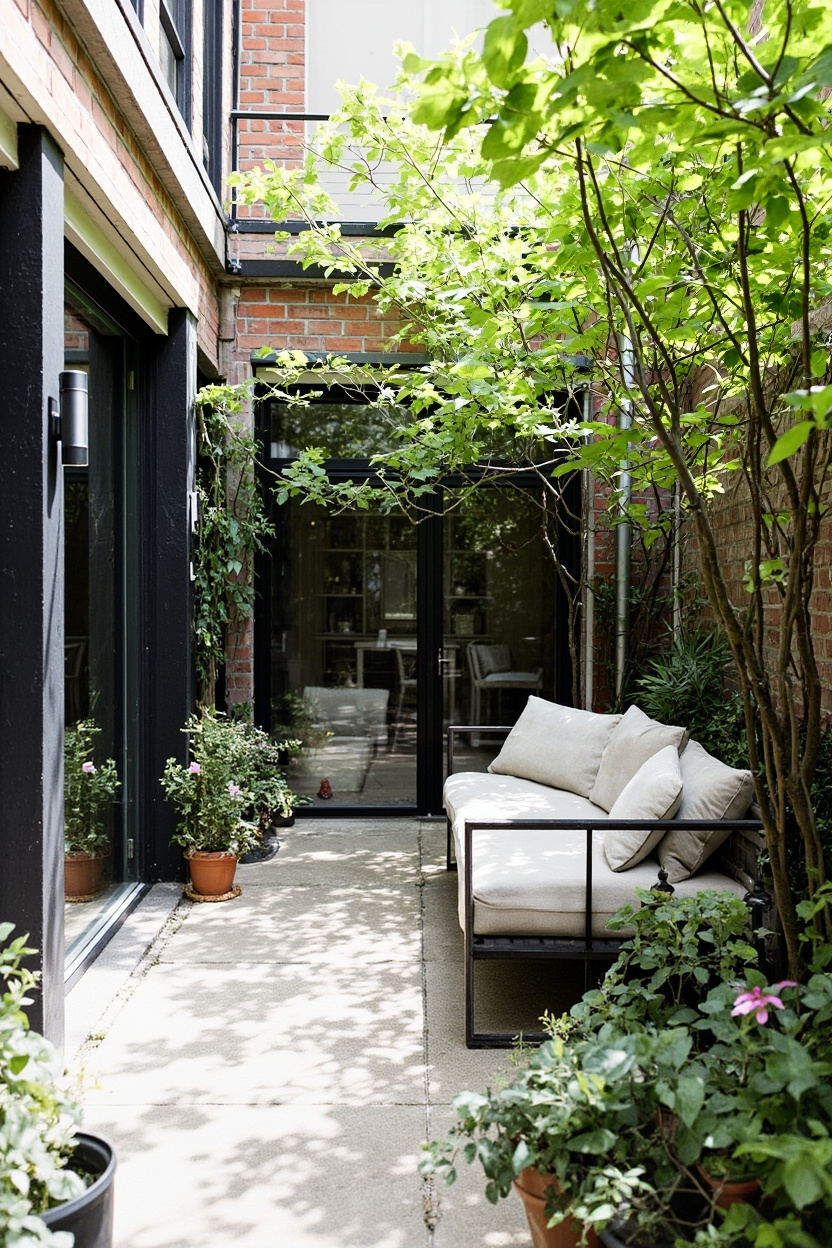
[193,384,273,707]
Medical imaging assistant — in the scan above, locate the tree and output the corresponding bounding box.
[231,0,832,976]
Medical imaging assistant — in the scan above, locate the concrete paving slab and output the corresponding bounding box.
[77,1103,432,1248]
[420,873,464,962]
[424,959,584,1103]
[64,884,181,1055]
[66,816,591,1248]
[161,885,422,966]
[79,960,425,1107]
[238,833,419,888]
[426,1106,532,1247]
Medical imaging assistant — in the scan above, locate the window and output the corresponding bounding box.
[202,0,223,194]
[160,0,191,121]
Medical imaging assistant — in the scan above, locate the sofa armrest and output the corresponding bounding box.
[446,723,513,776]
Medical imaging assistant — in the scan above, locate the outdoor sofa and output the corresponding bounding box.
[443,697,767,1046]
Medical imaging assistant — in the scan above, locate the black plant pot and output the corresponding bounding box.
[40,1132,116,1248]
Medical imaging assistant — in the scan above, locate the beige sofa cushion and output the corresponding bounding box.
[589,704,688,812]
[488,697,621,798]
[443,772,745,938]
[604,746,683,872]
[658,740,754,883]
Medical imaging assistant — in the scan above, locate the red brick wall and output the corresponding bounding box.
[692,477,832,720]
[234,285,418,356]
[236,0,305,222]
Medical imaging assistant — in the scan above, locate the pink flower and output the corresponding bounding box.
[731,981,797,1025]
[188,762,201,774]
[227,782,241,797]
[82,761,95,774]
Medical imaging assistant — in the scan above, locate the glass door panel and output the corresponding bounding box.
[444,491,556,777]
[64,306,136,956]
[272,500,418,806]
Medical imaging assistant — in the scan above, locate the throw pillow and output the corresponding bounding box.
[589,704,688,812]
[657,740,754,882]
[489,696,621,798]
[603,745,684,872]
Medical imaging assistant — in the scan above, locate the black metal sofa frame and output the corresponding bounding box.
[445,726,768,1049]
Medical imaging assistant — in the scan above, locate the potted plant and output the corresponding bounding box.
[0,923,116,1247]
[233,717,307,830]
[422,890,832,1247]
[160,708,261,898]
[63,720,120,901]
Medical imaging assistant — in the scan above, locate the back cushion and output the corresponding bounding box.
[657,740,754,882]
[477,644,512,676]
[489,696,621,798]
[589,704,688,812]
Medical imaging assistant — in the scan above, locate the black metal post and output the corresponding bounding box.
[140,308,196,882]
[0,125,66,1043]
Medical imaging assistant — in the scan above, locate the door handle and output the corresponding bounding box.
[437,648,453,675]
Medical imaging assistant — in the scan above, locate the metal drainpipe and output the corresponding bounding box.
[583,383,595,711]
[615,334,635,702]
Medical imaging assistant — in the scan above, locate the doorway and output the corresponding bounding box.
[255,387,576,814]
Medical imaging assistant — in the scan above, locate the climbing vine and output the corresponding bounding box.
[193,383,273,707]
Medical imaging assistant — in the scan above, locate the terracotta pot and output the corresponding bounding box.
[512,1167,599,1248]
[64,851,108,899]
[186,850,238,897]
[697,1163,760,1210]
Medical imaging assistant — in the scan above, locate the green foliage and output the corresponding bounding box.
[160,709,306,852]
[63,720,120,855]
[160,710,261,856]
[0,924,84,1247]
[571,889,758,1034]
[227,713,308,823]
[633,629,752,767]
[193,386,274,706]
[421,892,832,1246]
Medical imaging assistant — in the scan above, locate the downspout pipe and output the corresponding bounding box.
[582,383,595,711]
[615,333,635,703]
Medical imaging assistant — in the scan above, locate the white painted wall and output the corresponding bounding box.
[307,0,502,112]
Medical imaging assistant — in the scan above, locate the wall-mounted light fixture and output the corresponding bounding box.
[49,371,89,467]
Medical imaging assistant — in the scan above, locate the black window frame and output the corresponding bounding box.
[160,0,192,123]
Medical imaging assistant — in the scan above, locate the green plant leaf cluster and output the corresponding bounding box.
[63,720,121,856]
[193,386,274,707]
[160,709,306,853]
[421,890,832,1247]
[0,924,84,1247]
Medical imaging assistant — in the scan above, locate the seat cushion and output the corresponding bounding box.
[488,697,621,798]
[658,740,754,882]
[589,704,688,812]
[603,745,683,871]
[444,772,745,938]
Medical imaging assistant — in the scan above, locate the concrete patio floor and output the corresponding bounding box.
[65,818,586,1248]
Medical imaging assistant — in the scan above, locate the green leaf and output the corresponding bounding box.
[482,17,528,87]
[568,1128,617,1153]
[673,1074,706,1127]
[767,420,815,465]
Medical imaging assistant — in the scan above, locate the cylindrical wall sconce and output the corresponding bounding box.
[58,371,89,467]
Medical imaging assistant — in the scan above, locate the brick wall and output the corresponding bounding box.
[692,475,832,721]
[235,0,305,222]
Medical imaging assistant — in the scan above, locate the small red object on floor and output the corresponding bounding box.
[318,778,333,799]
